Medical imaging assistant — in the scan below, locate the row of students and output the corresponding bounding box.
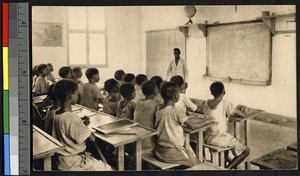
[103,71,250,169]
[35,65,250,170]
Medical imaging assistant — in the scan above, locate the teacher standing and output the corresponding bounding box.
[165,48,189,88]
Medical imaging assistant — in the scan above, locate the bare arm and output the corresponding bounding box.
[164,61,172,81]
[234,109,246,118]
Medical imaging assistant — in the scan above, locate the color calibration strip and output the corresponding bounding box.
[2,2,11,175]
[9,3,19,175]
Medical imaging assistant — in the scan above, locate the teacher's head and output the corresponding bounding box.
[173,48,181,59]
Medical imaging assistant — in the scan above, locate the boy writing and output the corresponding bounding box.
[154,82,208,167]
[202,81,250,169]
[52,79,112,171]
[80,68,103,110]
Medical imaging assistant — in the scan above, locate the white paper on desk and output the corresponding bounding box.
[76,109,96,118]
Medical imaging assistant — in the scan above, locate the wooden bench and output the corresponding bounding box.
[203,144,233,168]
[186,162,226,170]
[250,148,297,169]
[142,154,181,170]
[287,142,297,152]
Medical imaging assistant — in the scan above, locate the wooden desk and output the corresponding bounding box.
[33,95,47,104]
[250,148,297,169]
[287,142,297,152]
[228,110,263,170]
[183,112,217,162]
[73,104,157,171]
[33,125,65,171]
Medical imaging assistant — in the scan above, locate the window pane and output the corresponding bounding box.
[69,33,87,65]
[88,7,105,30]
[89,34,106,65]
[68,7,86,30]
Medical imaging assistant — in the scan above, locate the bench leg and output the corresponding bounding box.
[212,152,219,166]
[219,152,225,167]
[135,141,142,171]
[44,157,51,171]
[234,122,242,170]
[196,131,204,162]
[244,120,251,170]
[118,146,125,171]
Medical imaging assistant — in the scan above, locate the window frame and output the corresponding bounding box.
[67,7,108,68]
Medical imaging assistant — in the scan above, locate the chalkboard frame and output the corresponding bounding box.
[203,20,272,86]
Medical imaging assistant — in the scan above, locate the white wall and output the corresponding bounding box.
[32,6,143,86]
[141,5,296,118]
[32,5,296,117]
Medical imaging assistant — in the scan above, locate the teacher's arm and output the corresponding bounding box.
[164,61,172,81]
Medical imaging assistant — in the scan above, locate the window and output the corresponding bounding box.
[67,7,107,67]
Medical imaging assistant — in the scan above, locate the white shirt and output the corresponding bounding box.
[155,106,188,149]
[175,93,197,113]
[203,99,236,135]
[165,58,189,83]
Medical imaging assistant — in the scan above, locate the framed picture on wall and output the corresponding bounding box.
[32,22,63,47]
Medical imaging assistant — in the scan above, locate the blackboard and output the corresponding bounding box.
[204,21,272,85]
[146,29,186,79]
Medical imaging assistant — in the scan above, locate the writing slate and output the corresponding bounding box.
[205,21,272,85]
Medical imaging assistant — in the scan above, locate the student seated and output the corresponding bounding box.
[117,83,136,120]
[72,67,84,103]
[46,63,56,83]
[80,68,103,110]
[34,64,50,95]
[123,73,136,85]
[52,79,112,171]
[150,76,164,106]
[32,65,40,90]
[103,78,121,116]
[154,82,207,167]
[114,69,126,85]
[44,83,61,135]
[58,66,73,79]
[134,80,159,154]
[170,75,202,114]
[202,81,250,169]
[133,74,148,104]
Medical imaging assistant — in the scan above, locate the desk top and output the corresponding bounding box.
[250,148,297,169]
[228,109,264,122]
[33,125,65,160]
[73,104,157,148]
[183,114,217,134]
[33,95,47,104]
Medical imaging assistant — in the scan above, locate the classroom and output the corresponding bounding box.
[32,4,297,171]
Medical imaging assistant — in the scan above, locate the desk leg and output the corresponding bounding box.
[44,157,51,171]
[135,141,142,171]
[185,133,191,149]
[196,131,204,162]
[234,122,242,170]
[118,146,125,171]
[244,120,251,170]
